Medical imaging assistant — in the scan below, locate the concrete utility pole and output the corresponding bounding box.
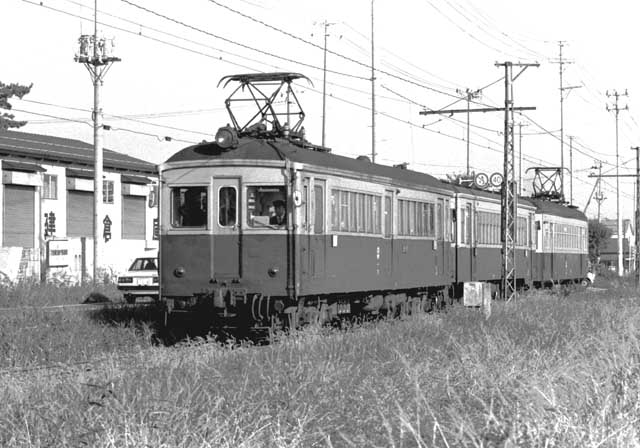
[370,0,376,163]
[456,88,482,175]
[606,89,628,276]
[75,0,120,283]
[633,146,640,287]
[496,61,539,302]
[320,21,334,148]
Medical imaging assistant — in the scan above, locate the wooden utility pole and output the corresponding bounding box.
[552,42,580,202]
[456,88,482,175]
[518,122,528,195]
[606,89,628,276]
[633,146,640,287]
[569,136,574,205]
[370,0,376,163]
[321,21,334,148]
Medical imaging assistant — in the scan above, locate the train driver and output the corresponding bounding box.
[269,199,287,225]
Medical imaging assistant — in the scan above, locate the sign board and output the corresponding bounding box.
[473,173,489,189]
[103,215,112,242]
[47,239,69,267]
[490,172,504,187]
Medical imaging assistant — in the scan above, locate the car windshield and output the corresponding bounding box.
[129,258,158,271]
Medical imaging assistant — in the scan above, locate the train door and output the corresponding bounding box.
[301,177,326,286]
[437,198,445,278]
[312,180,326,280]
[471,203,477,281]
[212,177,241,279]
[300,177,312,280]
[383,190,394,278]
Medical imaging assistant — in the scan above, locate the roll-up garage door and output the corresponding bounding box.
[122,195,145,239]
[3,185,35,248]
[67,190,93,237]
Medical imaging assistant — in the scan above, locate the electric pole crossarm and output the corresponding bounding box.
[419,106,535,115]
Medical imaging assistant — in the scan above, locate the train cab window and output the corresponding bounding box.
[171,186,207,227]
[218,186,237,227]
[246,186,287,228]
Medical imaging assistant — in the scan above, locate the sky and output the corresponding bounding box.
[3,0,640,222]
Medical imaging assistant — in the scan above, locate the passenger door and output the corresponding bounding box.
[212,177,240,279]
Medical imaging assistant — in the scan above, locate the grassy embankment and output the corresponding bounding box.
[1,283,640,447]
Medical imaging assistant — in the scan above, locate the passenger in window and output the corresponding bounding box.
[181,189,206,226]
[270,199,287,225]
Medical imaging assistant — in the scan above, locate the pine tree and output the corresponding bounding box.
[0,82,32,130]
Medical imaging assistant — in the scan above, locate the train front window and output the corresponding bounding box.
[171,186,207,227]
[246,186,287,228]
[219,186,237,227]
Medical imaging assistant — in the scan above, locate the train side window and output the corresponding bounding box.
[171,186,207,228]
[218,186,237,227]
[246,186,286,228]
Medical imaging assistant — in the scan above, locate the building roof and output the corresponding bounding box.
[0,129,157,175]
[166,137,454,193]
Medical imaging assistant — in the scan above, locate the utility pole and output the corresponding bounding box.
[595,161,605,221]
[456,88,482,176]
[370,0,376,163]
[552,41,580,202]
[496,61,539,302]
[518,122,528,195]
[75,0,120,283]
[606,89,628,276]
[569,136,574,205]
[320,21,334,148]
[633,146,640,287]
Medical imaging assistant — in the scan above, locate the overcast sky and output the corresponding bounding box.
[3,0,640,221]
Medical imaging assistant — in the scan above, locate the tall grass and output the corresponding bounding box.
[1,288,640,447]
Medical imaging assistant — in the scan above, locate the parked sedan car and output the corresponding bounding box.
[117,256,159,304]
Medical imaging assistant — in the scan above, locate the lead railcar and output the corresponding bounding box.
[159,73,457,330]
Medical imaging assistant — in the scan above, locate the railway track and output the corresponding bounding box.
[0,300,157,315]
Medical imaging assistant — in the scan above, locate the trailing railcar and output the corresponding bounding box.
[530,199,589,286]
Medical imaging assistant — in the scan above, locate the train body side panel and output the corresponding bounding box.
[472,247,501,282]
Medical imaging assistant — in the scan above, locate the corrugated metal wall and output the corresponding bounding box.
[122,195,145,239]
[3,185,34,247]
[67,190,93,237]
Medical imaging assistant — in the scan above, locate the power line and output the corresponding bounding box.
[119,0,369,81]
[12,108,196,144]
[19,98,214,137]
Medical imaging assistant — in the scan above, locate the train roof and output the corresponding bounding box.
[448,183,537,208]
[528,198,588,221]
[165,136,454,193]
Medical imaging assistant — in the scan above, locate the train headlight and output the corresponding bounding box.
[174,266,185,278]
[215,125,238,150]
[268,267,279,278]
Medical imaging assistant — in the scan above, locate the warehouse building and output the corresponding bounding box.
[0,129,158,284]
